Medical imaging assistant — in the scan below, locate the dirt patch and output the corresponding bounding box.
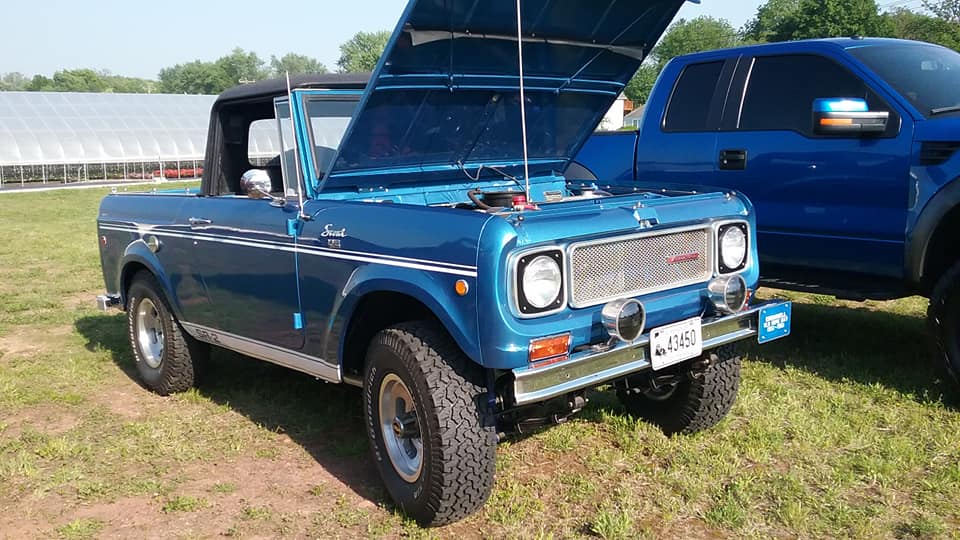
[0,403,82,441]
[0,324,74,361]
[64,289,105,311]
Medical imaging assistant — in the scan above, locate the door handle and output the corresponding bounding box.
[188,217,212,227]
[719,149,747,171]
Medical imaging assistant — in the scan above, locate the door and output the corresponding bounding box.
[715,53,913,277]
[635,59,733,185]
[177,99,305,350]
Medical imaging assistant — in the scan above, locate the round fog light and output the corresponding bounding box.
[708,275,748,314]
[602,299,646,343]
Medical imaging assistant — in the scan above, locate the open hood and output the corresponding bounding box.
[322,0,687,191]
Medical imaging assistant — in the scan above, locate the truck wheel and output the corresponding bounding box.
[616,345,741,435]
[928,261,960,385]
[126,271,206,395]
[363,321,496,527]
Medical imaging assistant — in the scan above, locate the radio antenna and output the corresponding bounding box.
[515,0,531,204]
[286,72,309,221]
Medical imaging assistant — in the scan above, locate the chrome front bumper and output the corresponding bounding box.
[510,302,785,406]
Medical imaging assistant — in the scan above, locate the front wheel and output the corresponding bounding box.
[616,345,741,435]
[363,321,496,527]
[928,261,960,386]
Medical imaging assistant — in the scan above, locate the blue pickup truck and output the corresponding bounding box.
[95,0,792,525]
[574,38,960,384]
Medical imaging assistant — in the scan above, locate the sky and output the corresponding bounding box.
[0,0,764,79]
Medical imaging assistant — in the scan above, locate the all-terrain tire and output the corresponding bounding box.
[616,345,741,435]
[363,321,497,527]
[927,260,960,386]
[126,271,206,395]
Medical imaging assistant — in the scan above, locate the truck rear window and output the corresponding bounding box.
[663,61,724,132]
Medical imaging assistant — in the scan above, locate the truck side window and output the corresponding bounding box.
[738,54,896,137]
[663,61,724,132]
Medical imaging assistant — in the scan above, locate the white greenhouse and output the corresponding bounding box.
[0,91,281,188]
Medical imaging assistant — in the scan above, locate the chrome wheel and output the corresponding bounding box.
[379,374,423,483]
[135,297,164,369]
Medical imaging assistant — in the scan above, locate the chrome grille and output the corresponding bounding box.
[569,228,712,308]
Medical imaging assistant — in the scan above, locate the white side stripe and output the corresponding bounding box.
[99,224,479,278]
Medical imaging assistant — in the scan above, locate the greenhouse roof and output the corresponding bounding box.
[0,91,279,167]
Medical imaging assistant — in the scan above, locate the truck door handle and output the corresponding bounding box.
[719,149,747,171]
[188,217,212,227]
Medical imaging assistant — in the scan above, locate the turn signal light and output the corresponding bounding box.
[820,118,853,126]
[529,334,571,367]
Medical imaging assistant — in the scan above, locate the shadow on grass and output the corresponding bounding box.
[74,314,387,507]
[746,302,956,405]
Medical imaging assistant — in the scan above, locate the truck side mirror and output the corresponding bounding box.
[240,169,286,207]
[812,98,889,136]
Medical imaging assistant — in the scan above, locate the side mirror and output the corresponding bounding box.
[813,98,889,136]
[240,169,286,207]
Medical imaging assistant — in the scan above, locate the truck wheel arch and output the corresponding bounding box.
[118,242,181,318]
[909,178,960,293]
[338,281,481,381]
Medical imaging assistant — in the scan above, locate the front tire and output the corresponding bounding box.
[126,271,206,395]
[928,261,960,386]
[617,345,741,435]
[363,321,496,527]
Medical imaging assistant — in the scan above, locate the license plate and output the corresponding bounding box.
[650,317,703,371]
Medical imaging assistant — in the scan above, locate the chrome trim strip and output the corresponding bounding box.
[565,224,715,309]
[98,224,478,278]
[510,303,774,406]
[181,322,341,383]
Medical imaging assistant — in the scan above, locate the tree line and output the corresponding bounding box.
[0,31,390,94]
[1,0,957,98]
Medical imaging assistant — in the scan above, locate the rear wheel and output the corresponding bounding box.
[928,261,960,386]
[126,272,206,395]
[363,321,496,527]
[617,345,741,435]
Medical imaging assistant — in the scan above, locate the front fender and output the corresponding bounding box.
[333,265,481,365]
[119,240,182,318]
[907,174,960,286]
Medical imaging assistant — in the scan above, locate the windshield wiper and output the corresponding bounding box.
[931,105,960,116]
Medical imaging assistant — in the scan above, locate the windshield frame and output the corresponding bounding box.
[848,42,960,119]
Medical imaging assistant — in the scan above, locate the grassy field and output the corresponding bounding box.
[1,185,959,539]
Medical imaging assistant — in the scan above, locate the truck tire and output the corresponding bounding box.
[616,345,741,435]
[927,261,960,385]
[363,321,496,527]
[126,271,206,395]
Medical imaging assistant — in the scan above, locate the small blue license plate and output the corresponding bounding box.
[758,302,792,344]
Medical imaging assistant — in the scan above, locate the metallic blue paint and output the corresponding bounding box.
[322,0,687,192]
[96,0,786,393]
[576,38,960,293]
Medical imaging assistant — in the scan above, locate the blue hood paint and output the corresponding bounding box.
[322,0,686,192]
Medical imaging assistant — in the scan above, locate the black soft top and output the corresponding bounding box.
[215,73,370,105]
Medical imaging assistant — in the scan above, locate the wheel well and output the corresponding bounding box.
[922,205,960,294]
[341,292,437,380]
[120,262,150,308]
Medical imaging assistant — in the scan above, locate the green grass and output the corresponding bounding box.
[1,184,960,538]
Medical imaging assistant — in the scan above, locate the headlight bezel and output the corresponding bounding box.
[717,222,749,274]
[513,249,566,318]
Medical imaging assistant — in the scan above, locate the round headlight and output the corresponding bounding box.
[720,225,748,271]
[522,255,563,310]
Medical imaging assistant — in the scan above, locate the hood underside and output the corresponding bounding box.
[323,0,686,191]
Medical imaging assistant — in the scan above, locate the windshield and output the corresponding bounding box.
[848,43,960,118]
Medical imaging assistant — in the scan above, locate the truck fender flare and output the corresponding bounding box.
[907,177,960,286]
[119,241,183,319]
[334,270,481,366]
